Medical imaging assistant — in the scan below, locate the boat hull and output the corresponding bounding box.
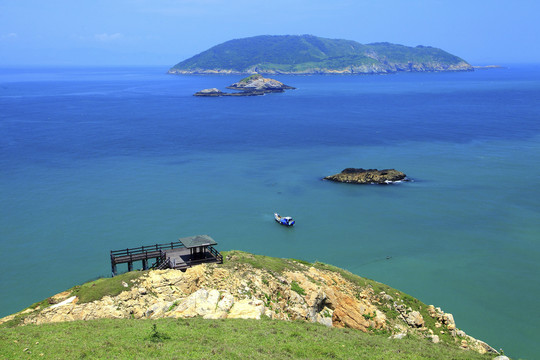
[274,213,295,226]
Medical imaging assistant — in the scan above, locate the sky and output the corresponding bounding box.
[1,0,539,66]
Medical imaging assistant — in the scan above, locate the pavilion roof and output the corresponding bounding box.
[178,234,217,248]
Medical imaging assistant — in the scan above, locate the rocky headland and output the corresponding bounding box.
[1,251,498,356]
[324,168,407,184]
[194,74,295,97]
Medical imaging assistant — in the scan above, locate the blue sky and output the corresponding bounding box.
[1,0,539,66]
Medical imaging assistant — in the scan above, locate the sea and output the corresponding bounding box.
[1,65,539,359]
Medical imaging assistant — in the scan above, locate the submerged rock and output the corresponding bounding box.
[324,168,407,184]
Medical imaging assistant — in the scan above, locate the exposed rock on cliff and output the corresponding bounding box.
[324,168,407,184]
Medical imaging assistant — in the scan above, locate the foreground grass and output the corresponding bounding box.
[0,318,493,360]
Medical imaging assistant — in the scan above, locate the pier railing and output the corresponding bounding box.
[187,246,223,267]
[110,240,223,276]
[110,241,185,264]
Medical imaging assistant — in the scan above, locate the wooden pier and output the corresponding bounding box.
[110,235,223,276]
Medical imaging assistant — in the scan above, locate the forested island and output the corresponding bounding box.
[169,35,473,75]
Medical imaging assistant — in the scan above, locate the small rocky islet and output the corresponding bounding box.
[324,168,407,184]
[194,74,295,97]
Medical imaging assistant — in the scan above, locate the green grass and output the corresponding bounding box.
[70,270,148,304]
[290,281,306,296]
[221,250,310,274]
[0,317,494,360]
[238,74,263,83]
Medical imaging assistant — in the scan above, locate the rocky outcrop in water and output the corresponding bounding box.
[324,168,407,184]
[193,88,224,97]
[194,88,266,97]
[226,74,295,92]
[194,74,295,97]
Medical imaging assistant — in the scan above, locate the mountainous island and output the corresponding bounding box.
[0,252,503,359]
[169,35,473,75]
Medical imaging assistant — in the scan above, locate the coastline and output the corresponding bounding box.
[168,64,473,75]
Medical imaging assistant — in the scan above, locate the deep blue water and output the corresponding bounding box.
[1,66,539,358]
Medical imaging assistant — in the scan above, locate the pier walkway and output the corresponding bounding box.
[110,235,223,276]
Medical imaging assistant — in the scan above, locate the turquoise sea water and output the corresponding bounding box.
[1,66,539,358]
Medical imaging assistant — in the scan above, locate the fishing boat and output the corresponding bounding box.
[274,213,295,226]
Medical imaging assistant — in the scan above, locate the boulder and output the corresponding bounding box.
[170,288,218,318]
[428,334,440,343]
[47,291,72,304]
[306,290,327,322]
[332,296,371,331]
[228,299,265,319]
[217,292,235,312]
[404,311,425,328]
[324,168,407,184]
[49,296,77,309]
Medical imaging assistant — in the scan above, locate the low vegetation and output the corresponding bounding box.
[221,250,310,274]
[70,271,148,304]
[0,317,493,359]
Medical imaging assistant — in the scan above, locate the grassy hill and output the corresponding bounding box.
[169,35,472,74]
[0,251,500,359]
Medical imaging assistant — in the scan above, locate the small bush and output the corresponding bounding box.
[147,324,170,343]
[290,281,306,296]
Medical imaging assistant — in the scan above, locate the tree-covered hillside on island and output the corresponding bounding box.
[169,35,473,74]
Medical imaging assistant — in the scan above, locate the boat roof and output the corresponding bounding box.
[178,234,217,248]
